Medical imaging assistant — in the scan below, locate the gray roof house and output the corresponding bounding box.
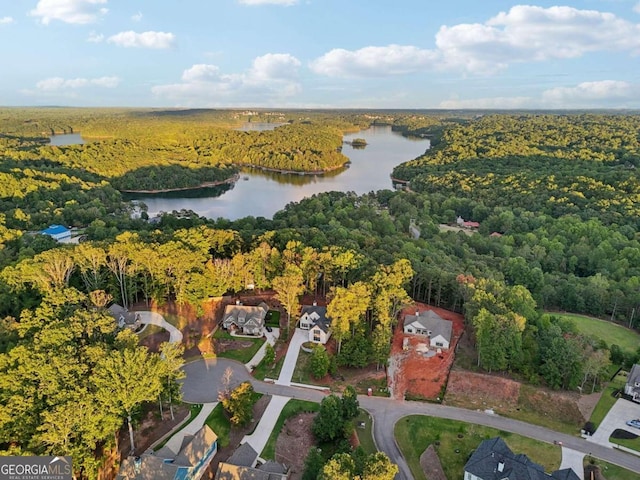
[464,437,580,480]
[403,310,453,349]
[108,304,141,330]
[222,302,269,336]
[215,442,288,480]
[117,425,218,480]
[299,304,332,345]
[625,364,640,402]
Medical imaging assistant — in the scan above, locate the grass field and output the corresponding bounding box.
[252,353,285,381]
[585,457,640,480]
[395,416,561,480]
[261,399,320,459]
[590,371,627,428]
[205,403,231,447]
[354,409,376,455]
[550,313,640,353]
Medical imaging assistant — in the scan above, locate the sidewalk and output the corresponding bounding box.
[245,328,280,371]
[241,395,289,455]
[275,328,307,386]
[154,402,217,458]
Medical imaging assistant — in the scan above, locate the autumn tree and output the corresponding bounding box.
[273,265,304,335]
[221,381,257,426]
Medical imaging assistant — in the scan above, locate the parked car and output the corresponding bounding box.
[626,419,640,429]
[265,326,273,332]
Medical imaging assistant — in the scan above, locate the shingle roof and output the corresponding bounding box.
[173,425,217,467]
[465,437,580,480]
[214,463,287,480]
[117,455,178,480]
[300,305,331,333]
[403,310,452,342]
[226,443,258,468]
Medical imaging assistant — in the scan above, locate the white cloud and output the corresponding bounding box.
[435,5,640,73]
[87,31,104,42]
[542,80,635,106]
[312,5,640,77]
[107,31,175,49]
[310,45,437,78]
[635,3,640,14]
[36,76,120,91]
[131,11,143,22]
[0,16,14,24]
[30,0,108,25]
[237,0,297,5]
[153,53,302,106]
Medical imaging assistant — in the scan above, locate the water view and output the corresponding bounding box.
[130,125,430,220]
[48,133,85,146]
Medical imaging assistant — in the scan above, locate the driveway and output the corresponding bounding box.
[137,311,183,344]
[588,398,640,447]
[275,328,307,386]
[560,448,585,480]
[245,327,280,371]
[155,402,217,458]
[241,395,289,455]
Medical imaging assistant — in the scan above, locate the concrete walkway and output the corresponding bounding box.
[137,311,183,344]
[241,395,290,455]
[245,328,280,371]
[587,398,640,448]
[275,328,307,386]
[561,447,585,480]
[154,402,217,458]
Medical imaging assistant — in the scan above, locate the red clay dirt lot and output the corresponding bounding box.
[390,303,465,401]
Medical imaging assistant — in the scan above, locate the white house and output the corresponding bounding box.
[299,303,331,345]
[107,304,141,330]
[222,302,269,336]
[403,310,452,349]
[625,364,640,402]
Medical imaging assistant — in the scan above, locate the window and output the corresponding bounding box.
[313,331,321,343]
[435,341,444,347]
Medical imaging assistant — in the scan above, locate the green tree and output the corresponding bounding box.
[264,343,276,366]
[341,385,359,420]
[362,452,398,480]
[273,265,304,336]
[319,453,355,480]
[221,381,256,426]
[312,394,344,442]
[310,344,330,379]
[302,448,325,480]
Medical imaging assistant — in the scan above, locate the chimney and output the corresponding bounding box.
[236,299,240,305]
[313,300,317,306]
[416,310,420,316]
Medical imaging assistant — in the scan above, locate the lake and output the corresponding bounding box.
[131,124,430,220]
[49,133,85,146]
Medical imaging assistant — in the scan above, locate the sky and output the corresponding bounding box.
[1,0,640,109]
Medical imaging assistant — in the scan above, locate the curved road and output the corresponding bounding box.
[181,358,640,479]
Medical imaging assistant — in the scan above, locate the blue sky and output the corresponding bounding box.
[1,0,640,109]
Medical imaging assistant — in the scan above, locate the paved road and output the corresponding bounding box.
[181,358,640,480]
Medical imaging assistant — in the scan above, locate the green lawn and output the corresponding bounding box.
[205,403,231,448]
[137,323,164,340]
[154,403,203,451]
[395,416,561,480]
[585,457,640,480]
[213,329,265,364]
[261,399,320,459]
[590,371,627,428]
[265,310,281,327]
[354,409,376,455]
[291,350,325,386]
[550,313,640,354]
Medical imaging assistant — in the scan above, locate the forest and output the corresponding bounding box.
[1,108,640,477]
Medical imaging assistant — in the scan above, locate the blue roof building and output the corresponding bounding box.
[40,225,71,241]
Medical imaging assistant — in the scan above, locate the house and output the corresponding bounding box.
[108,304,141,330]
[403,310,452,349]
[299,303,331,344]
[464,437,580,480]
[456,216,480,229]
[40,224,71,241]
[117,425,217,480]
[625,364,640,402]
[222,302,269,336]
[215,443,288,480]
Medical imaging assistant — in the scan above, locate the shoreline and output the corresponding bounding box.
[119,174,240,194]
[238,162,348,176]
